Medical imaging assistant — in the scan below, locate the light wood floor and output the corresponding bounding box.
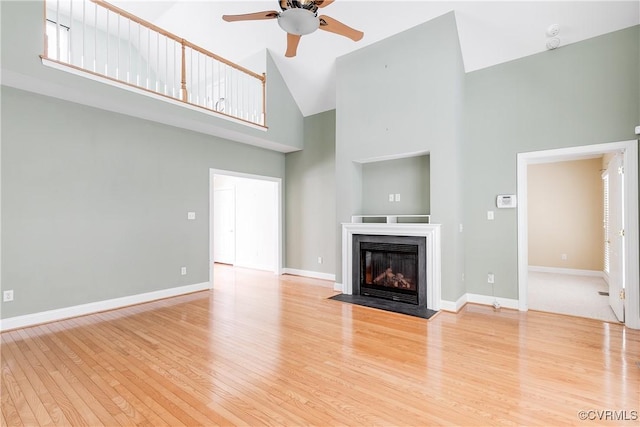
[2,265,639,426]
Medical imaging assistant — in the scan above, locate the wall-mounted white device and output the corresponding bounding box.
[496,194,517,209]
[635,125,640,135]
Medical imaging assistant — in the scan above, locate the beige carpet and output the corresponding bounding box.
[527,270,621,323]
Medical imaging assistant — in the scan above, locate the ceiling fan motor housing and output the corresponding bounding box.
[281,1,320,13]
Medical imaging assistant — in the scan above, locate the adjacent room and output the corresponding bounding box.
[1,1,639,425]
[527,156,618,323]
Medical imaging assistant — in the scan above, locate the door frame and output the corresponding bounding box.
[209,169,283,288]
[516,140,639,329]
[213,187,236,265]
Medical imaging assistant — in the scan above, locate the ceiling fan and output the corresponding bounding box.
[222,0,364,58]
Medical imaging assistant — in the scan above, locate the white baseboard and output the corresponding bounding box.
[466,293,519,310]
[440,294,468,312]
[334,282,344,292]
[528,266,604,277]
[282,268,336,282]
[0,282,210,332]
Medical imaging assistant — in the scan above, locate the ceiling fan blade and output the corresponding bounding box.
[318,15,363,41]
[316,0,335,7]
[222,11,279,22]
[285,33,302,57]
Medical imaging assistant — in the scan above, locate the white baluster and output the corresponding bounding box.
[68,0,72,64]
[116,13,120,80]
[55,0,60,61]
[93,3,97,72]
[127,18,133,83]
[105,8,109,75]
[146,27,150,89]
[156,31,160,92]
[81,0,85,68]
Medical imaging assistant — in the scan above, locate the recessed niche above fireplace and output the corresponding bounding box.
[361,154,430,216]
[333,222,442,319]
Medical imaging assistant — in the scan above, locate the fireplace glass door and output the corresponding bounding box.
[360,242,419,304]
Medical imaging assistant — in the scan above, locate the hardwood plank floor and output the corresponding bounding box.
[2,264,639,426]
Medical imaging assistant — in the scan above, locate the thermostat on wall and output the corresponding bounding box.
[496,195,517,209]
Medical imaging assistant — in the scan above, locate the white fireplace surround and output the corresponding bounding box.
[341,223,442,311]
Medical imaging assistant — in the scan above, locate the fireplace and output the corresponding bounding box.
[354,235,426,306]
[335,222,441,319]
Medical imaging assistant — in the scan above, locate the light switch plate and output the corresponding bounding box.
[395,193,400,202]
[187,212,196,220]
[487,211,494,220]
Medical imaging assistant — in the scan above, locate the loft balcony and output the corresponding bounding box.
[42,0,266,128]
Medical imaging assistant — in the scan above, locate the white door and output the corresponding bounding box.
[214,188,235,264]
[606,154,624,322]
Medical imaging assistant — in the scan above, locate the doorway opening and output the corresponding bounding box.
[209,169,282,287]
[526,155,616,322]
[517,140,639,329]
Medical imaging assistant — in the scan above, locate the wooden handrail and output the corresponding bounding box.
[90,0,265,82]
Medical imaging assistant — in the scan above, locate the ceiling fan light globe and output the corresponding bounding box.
[277,8,319,35]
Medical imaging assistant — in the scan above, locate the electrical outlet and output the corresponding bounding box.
[487,211,494,220]
[3,290,14,302]
[394,193,401,202]
[317,256,323,264]
[181,267,187,276]
[561,253,568,260]
[487,273,495,284]
[187,212,196,220]
[388,194,394,202]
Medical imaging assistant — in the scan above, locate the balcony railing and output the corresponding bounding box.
[43,0,266,127]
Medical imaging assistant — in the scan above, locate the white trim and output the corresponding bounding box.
[528,266,605,277]
[441,293,518,312]
[282,268,336,282]
[341,223,441,311]
[466,293,520,310]
[0,282,210,332]
[334,282,344,292]
[209,169,216,288]
[440,294,468,312]
[517,140,639,329]
[353,150,430,164]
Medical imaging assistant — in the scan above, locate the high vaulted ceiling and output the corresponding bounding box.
[112,1,640,117]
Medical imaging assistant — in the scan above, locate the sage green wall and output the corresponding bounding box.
[362,156,430,215]
[463,25,639,300]
[285,110,336,274]
[1,1,303,152]
[336,12,466,301]
[1,86,285,319]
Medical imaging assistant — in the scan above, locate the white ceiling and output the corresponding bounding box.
[113,1,640,117]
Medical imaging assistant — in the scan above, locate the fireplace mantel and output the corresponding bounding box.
[341,223,442,311]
